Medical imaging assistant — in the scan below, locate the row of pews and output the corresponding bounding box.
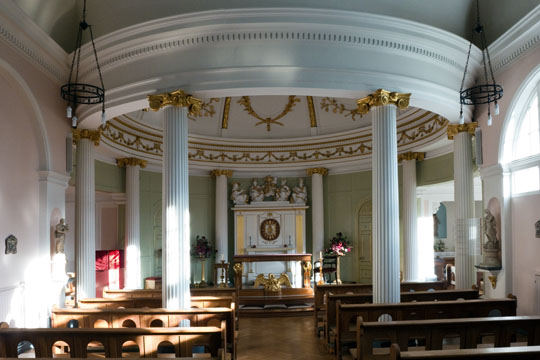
[314,282,540,360]
[0,288,238,359]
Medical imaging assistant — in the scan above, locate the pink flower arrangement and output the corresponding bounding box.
[325,232,352,256]
[191,235,216,258]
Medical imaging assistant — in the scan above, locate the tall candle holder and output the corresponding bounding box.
[198,257,208,288]
[213,260,229,288]
[317,254,324,285]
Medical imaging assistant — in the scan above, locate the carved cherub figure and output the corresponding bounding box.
[230,183,249,205]
[290,178,308,204]
[250,179,264,202]
[275,178,291,201]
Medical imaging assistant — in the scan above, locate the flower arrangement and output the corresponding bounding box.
[191,235,216,258]
[325,232,352,256]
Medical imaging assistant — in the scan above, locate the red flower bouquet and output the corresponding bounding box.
[191,235,216,258]
[325,232,352,256]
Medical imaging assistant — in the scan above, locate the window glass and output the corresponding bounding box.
[513,95,539,160]
[512,166,540,195]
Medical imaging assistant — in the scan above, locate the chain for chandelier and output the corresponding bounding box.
[459,0,503,126]
[60,0,106,128]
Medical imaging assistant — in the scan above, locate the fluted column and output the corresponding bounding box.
[73,129,100,303]
[358,89,410,304]
[448,123,478,289]
[307,168,327,258]
[148,89,202,310]
[211,170,233,262]
[399,152,425,282]
[117,158,147,289]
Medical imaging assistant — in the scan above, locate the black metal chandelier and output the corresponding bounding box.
[459,0,503,126]
[61,0,105,128]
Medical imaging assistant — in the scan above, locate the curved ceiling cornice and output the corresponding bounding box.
[73,8,482,128]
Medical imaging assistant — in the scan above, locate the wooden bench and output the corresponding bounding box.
[355,316,540,359]
[51,306,237,359]
[324,290,479,348]
[335,298,517,359]
[390,344,540,359]
[314,282,447,335]
[78,295,234,310]
[0,326,226,358]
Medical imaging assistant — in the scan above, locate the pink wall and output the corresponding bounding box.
[512,193,540,315]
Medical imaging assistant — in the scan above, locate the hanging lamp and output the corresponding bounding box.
[61,0,105,128]
[459,0,503,126]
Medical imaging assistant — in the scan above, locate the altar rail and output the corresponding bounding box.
[0,326,225,358]
[103,287,238,300]
[77,296,233,310]
[390,344,540,359]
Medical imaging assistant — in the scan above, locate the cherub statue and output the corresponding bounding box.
[230,183,249,205]
[54,218,69,254]
[275,178,291,201]
[483,209,499,250]
[250,179,264,202]
[290,178,308,204]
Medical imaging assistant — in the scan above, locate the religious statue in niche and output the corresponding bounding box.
[54,219,70,254]
[275,178,291,201]
[230,183,249,205]
[249,179,265,202]
[5,235,17,255]
[536,219,540,238]
[481,209,501,267]
[291,178,308,204]
[263,176,278,198]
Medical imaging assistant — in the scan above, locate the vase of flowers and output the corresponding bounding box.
[324,232,352,284]
[191,236,216,287]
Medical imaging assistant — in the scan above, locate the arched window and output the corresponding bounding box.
[501,68,540,196]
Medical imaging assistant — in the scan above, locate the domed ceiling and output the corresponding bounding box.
[99,95,451,173]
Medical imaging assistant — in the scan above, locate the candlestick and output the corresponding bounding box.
[319,251,323,259]
[221,253,225,261]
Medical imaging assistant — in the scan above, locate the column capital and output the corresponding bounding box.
[72,129,101,146]
[356,89,411,115]
[147,89,202,115]
[117,157,147,169]
[398,152,425,163]
[447,123,478,140]
[211,169,233,178]
[306,167,328,176]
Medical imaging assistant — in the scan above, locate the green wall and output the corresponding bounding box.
[416,153,454,186]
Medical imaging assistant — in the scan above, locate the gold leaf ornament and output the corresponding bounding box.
[237,95,301,131]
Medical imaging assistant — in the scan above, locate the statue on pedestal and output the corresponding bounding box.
[275,179,291,201]
[231,183,249,205]
[482,209,501,267]
[250,179,264,202]
[290,178,308,204]
[54,219,69,254]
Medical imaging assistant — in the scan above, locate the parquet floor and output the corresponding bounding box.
[237,316,334,360]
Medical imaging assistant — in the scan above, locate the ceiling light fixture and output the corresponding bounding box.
[459,0,503,126]
[61,0,105,128]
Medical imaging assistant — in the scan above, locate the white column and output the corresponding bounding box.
[450,125,477,289]
[372,104,401,304]
[162,105,191,310]
[74,130,100,302]
[119,158,147,289]
[212,170,232,263]
[400,153,423,282]
[307,168,327,259]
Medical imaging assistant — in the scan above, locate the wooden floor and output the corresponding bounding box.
[237,315,334,360]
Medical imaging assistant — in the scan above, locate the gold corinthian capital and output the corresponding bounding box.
[117,157,147,168]
[210,169,234,178]
[72,129,101,146]
[306,167,328,176]
[447,123,479,140]
[356,89,411,115]
[147,89,203,115]
[398,152,425,163]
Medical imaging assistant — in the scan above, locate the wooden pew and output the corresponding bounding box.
[51,306,236,359]
[390,344,540,360]
[314,282,447,335]
[324,290,479,348]
[78,295,234,310]
[0,326,226,358]
[356,316,540,360]
[335,298,517,359]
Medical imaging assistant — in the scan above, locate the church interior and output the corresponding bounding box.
[1,0,540,358]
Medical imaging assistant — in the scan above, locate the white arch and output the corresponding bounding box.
[499,64,540,164]
[0,58,51,171]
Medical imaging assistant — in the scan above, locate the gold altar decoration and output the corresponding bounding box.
[254,273,292,294]
[116,157,147,168]
[306,167,328,176]
[488,275,497,289]
[260,218,280,241]
[72,129,101,146]
[147,89,202,115]
[210,169,233,178]
[356,89,411,115]
[237,95,301,131]
[214,260,229,288]
[397,152,425,163]
[447,122,479,140]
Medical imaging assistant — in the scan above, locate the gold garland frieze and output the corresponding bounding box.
[237,95,301,131]
[210,169,234,178]
[188,98,220,121]
[398,116,448,144]
[447,122,479,140]
[398,152,425,163]
[72,129,101,146]
[147,89,203,115]
[356,89,411,115]
[117,157,148,168]
[306,167,328,176]
[100,122,162,155]
[320,97,363,121]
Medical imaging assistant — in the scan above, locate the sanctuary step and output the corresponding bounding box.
[237,287,314,317]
